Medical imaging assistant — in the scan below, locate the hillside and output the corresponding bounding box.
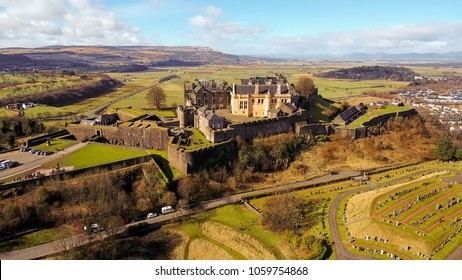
[0,46,271,71]
[317,65,417,81]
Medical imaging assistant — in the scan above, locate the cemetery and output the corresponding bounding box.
[341,163,462,259]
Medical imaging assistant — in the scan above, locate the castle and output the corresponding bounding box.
[65,74,416,174]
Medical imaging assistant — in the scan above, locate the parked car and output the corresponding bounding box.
[161,206,175,214]
[84,223,103,233]
[147,213,157,219]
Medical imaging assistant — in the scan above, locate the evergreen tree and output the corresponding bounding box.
[434,136,455,161]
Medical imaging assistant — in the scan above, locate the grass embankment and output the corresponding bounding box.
[0,229,58,253]
[349,105,413,128]
[168,204,285,260]
[307,95,343,123]
[42,143,148,170]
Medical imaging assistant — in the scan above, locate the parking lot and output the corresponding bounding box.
[0,142,87,181]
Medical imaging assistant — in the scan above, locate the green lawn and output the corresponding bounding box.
[349,105,413,128]
[42,143,148,170]
[31,139,77,152]
[0,229,58,253]
[307,95,342,123]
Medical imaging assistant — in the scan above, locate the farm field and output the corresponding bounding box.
[0,72,99,98]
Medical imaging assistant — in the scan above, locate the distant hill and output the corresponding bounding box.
[317,65,417,81]
[0,46,271,71]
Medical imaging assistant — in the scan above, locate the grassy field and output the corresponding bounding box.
[0,229,58,253]
[0,73,98,98]
[30,139,77,152]
[41,143,148,170]
[0,109,18,117]
[292,74,408,99]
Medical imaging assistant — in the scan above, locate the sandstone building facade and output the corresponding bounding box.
[184,79,232,110]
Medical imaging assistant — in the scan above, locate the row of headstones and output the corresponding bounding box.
[449,216,460,227]
[391,201,415,217]
[363,235,389,243]
[375,165,423,182]
[352,245,400,259]
[431,225,462,256]
[412,212,437,226]
[391,186,420,200]
[416,189,439,202]
[436,197,461,211]
[380,219,401,226]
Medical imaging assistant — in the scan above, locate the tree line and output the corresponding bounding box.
[0,117,46,149]
[317,66,417,81]
[0,76,122,107]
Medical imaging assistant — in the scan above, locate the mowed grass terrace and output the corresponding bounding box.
[42,143,149,170]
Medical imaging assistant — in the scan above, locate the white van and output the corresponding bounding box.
[161,206,175,214]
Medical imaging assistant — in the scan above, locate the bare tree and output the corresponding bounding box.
[295,76,316,97]
[146,86,166,109]
[262,193,304,233]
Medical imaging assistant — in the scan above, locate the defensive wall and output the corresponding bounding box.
[333,108,418,139]
[66,123,169,150]
[200,110,308,143]
[0,155,154,192]
[167,140,235,174]
[25,130,70,147]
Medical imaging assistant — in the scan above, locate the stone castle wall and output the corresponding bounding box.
[168,140,235,174]
[67,124,169,150]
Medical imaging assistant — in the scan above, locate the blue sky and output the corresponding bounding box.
[1,0,462,56]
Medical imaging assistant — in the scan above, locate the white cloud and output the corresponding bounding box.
[0,0,142,47]
[206,5,222,17]
[188,5,266,51]
[260,23,462,56]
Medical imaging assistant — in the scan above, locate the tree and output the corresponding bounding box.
[455,148,462,161]
[295,76,316,97]
[146,86,166,109]
[262,193,304,233]
[434,136,455,161]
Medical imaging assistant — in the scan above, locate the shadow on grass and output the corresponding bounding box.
[153,155,174,181]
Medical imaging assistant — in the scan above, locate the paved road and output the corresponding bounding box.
[0,170,360,260]
[0,142,88,180]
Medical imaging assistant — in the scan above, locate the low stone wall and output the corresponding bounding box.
[25,130,70,147]
[334,108,418,139]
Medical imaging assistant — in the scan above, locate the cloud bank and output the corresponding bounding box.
[0,0,141,47]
